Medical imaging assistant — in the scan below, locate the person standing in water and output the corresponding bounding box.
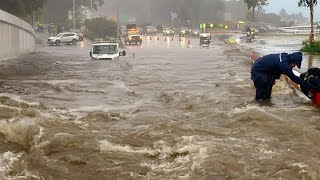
[251,52,314,100]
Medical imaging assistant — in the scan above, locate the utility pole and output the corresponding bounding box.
[32,11,35,28]
[117,7,120,43]
[91,0,93,18]
[73,0,76,30]
[146,0,150,24]
[243,0,246,21]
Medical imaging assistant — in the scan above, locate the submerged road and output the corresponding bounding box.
[0,33,320,179]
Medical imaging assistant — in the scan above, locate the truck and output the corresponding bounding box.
[126,24,137,35]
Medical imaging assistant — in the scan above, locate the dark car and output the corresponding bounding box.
[179,27,191,37]
[125,34,142,45]
[191,29,200,37]
[70,29,83,41]
[199,33,211,47]
[256,27,267,33]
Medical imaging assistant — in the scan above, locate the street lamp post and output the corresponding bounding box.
[243,0,246,21]
[146,0,150,24]
[73,0,76,30]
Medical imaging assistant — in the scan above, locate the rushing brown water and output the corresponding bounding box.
[0,34,320,179]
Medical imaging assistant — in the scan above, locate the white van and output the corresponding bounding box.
[90,42,126,60]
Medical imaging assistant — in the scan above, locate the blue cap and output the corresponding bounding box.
[288,52,302,69]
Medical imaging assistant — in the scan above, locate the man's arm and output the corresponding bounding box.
[287,70,312,91]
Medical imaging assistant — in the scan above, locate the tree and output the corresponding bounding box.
[0,0,47,22]
[47,0,104,25]
[279,8,289,19]
[298,0,318,43]
[85,17,117,39]
[244,0,268,21]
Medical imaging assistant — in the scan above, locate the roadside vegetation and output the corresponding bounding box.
[301,40,320,53]
[83,17,117,41]
[299,0,319,53]
[0,0,46,23]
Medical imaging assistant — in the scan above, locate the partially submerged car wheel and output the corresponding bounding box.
[55,40,60,46]
[72,39,77,45]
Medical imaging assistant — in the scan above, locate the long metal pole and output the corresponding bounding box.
[147,0,150,24]
[243,0,245,21]
[117,7,120,43]
[73,0,76,30]
[91,0,93,18]
[32,11,35,28]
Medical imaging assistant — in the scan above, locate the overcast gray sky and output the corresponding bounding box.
[265,0,319,21]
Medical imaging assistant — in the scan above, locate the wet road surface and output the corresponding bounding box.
[0,33,320,179]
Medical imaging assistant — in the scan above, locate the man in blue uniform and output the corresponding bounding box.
[251,52,313,100]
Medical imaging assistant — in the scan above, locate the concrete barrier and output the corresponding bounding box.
[0,9,35,60]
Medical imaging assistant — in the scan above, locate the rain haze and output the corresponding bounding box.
[265,0,320,20]
[0,0,320,179]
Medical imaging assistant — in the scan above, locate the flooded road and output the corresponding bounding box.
[0,33,320,179]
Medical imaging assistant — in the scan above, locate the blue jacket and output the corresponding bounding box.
[251,52,311,90]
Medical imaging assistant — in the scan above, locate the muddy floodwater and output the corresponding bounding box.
[0,34,320,179]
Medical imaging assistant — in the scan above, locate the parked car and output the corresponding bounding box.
[70,29,84,41]
[47,32,79,46]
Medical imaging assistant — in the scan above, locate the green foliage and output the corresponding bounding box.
[244,0,268,20]
[46,0,104,26]
[298,0,318,7]
[84,17,117,39]
[301,40,320,53]
[244,0,268,10]
[0,0,46,21]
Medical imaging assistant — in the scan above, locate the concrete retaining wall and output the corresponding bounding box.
[0,9,35,60]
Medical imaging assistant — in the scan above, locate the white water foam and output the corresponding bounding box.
[0,152,22,176]
[0,93,39,106]
[228,104,262,116]
[99,140,158,156]
[0,118,39,149]
[0,151,41,179]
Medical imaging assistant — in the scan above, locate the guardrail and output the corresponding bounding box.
[0,9,35,60]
